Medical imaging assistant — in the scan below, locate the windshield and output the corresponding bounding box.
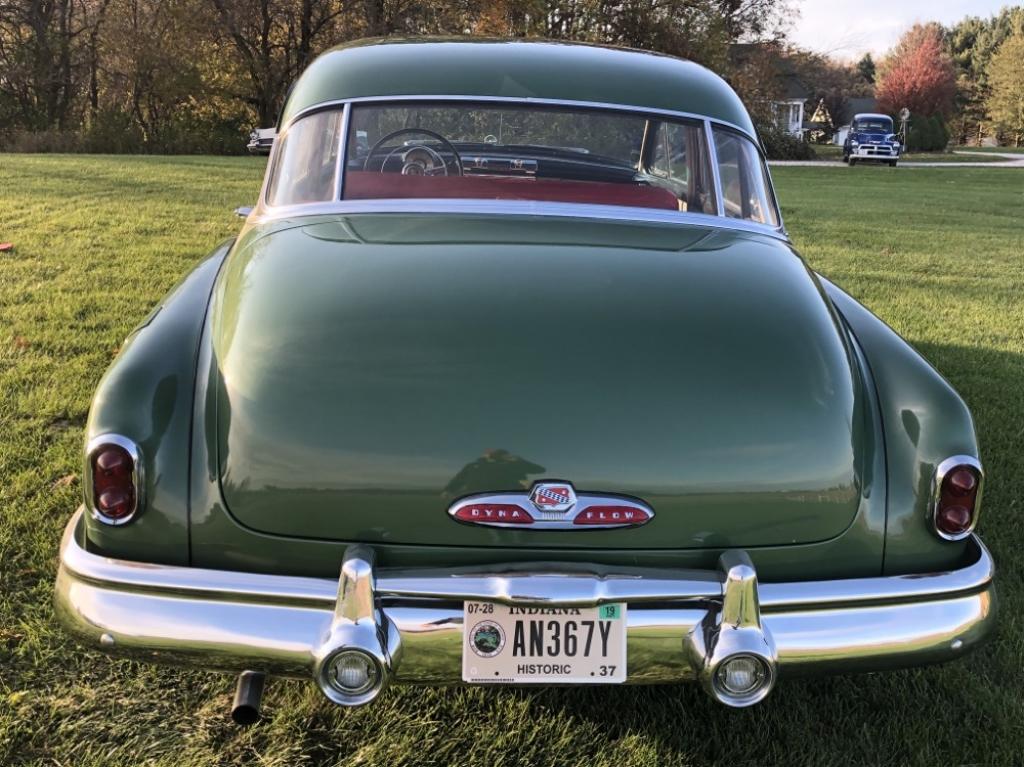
[341,101,717,215]
[853,117,892,133]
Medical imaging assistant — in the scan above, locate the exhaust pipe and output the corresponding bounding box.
[231,671,266,725]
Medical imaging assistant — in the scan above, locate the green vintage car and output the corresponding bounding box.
[55,39,995,719]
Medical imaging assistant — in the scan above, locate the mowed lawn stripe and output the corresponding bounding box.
[0,155,1021,766]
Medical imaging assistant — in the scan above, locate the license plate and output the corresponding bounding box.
[462,601,627,684]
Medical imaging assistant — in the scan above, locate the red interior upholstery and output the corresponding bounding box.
[343,171,679,211]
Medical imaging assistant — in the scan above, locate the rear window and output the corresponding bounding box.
[340,102,717,215]
[712,128,779,227]
[266,110,343,206]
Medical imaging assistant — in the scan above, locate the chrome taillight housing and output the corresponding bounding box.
[931,455,984,541]
[86,435,143,526]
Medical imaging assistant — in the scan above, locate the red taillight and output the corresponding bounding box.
[89,441,138,523]
[933,458,983,540]
[946,469,977,497]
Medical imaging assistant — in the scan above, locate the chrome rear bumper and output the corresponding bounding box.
[55,510,996,707]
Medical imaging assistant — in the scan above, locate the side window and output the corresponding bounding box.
[266,110,343,206]
[712,129,779,226]
[645,121,716,215]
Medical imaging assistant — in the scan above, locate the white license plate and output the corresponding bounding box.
[462,602,627,684]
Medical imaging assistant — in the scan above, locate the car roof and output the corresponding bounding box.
[853,113,892,121]
[279,38,757,140]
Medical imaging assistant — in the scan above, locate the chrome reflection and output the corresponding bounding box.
[55,510,996,708]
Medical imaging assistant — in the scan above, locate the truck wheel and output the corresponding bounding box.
[842,154,849,164]
[889,160,898,167]
[849,158,857,166]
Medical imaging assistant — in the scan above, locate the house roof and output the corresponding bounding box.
[845,97,878,120]
[279,38,756,138]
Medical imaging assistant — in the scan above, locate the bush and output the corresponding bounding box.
[906,115,950,152]
[0,130,83,153]
[0,108,251,155]
[758,124,817,160]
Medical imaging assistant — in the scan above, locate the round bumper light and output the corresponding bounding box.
[325,649,381,696]
[712,654,772,704]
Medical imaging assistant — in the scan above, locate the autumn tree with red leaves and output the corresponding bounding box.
[877,24,957,117]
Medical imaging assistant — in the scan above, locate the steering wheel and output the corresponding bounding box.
[364,128,463,177]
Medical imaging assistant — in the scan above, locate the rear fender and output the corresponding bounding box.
[821,277,980,574]
[83,241,233,564]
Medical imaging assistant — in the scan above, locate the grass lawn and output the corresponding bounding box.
[1,155,1022,767]
[899,151,1002,163]
[809,143,1003,162]
[958,145,1024,154]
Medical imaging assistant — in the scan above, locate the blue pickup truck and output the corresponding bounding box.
[843,113,901,167]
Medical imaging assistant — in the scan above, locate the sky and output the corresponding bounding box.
[788,0,1011,59]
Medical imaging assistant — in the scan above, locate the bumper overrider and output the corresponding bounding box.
[55,510,996,708]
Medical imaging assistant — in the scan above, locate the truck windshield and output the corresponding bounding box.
[853,118,892,133]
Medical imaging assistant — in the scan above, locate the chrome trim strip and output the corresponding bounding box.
[250,199,790,242]
[334,102,351,201]
[759,536,995,609]
[931,455,985,542]
[285,95,757,140]
[59,509,993,612]
[703,119,724,217]
[83,435,143,527]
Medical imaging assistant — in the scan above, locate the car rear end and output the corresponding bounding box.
[56,214,995,710]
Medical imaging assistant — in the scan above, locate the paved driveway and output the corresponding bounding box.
[771,151,1024,169]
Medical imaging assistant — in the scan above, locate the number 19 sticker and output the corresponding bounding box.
[599,604,623,620]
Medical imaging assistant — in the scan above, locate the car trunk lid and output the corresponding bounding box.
[210,214,868,550]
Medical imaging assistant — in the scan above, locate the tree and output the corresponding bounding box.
[986,32,1024,146]
[877,24,957,118]
[0,0,799,150]
[947,7,1024,144]
[0,0,108,130]
[793,50,871,136]
[205,0,351,126]
[855,52,875,84]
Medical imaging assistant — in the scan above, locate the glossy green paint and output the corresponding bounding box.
[822,279,981,575]
[278,39,758,140]
[183,219,889,580]
[81,213,976,583]
[83,241,231,565]
[175,213,884,578]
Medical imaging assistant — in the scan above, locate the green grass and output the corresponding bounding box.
[899,151,1002,163]
[809,143,1004,162]
[1,155,1023,766]
[957,145,1024,154]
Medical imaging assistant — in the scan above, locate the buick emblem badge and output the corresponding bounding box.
[529,482,577,513]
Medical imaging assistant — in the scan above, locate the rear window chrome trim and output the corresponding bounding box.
[285,95,758,141]
[261,95,785,234]
[251,198,790,242]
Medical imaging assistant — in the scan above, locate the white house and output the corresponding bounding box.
[730,43,813,138]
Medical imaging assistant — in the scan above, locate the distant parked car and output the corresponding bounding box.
[55,39,994,720]
[246,127,276,154]
[843,113,901,166]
